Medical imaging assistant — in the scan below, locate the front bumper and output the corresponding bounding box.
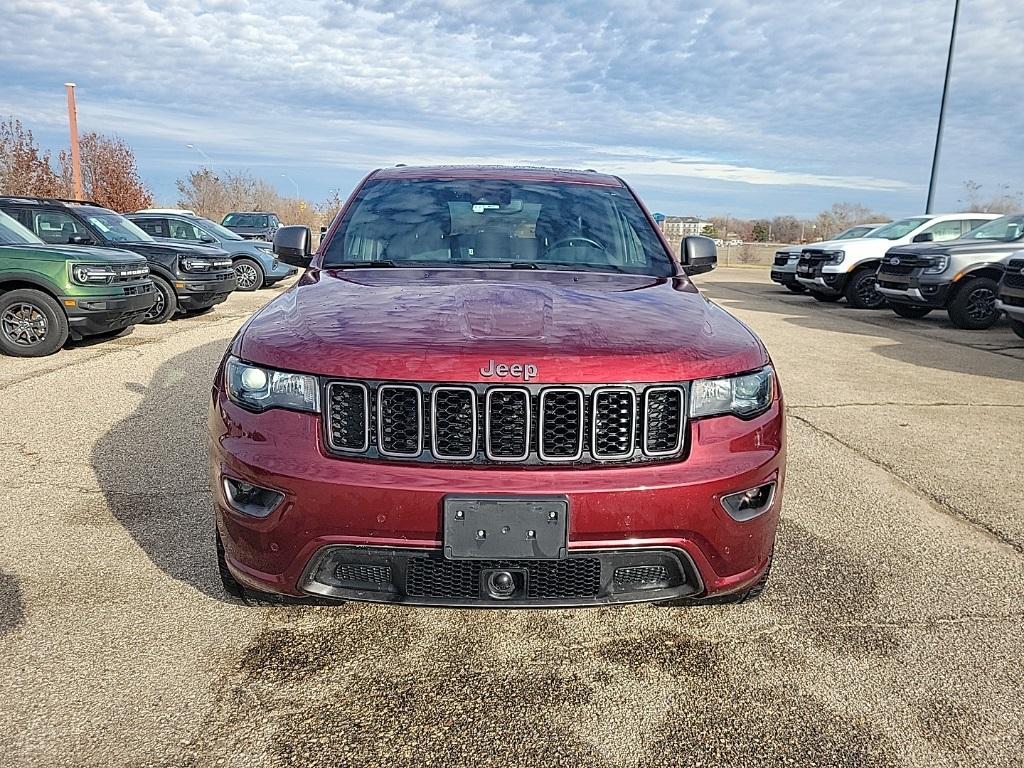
[210,391,785,607]
[997,282,1024,320]
[175,272,236,310]
[769,266,799,285]
[876,271,950,307]
[795,272,846,295]
[61,286,155,339]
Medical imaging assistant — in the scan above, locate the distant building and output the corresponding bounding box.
[660,216,711,238]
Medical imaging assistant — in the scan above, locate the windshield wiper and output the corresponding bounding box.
[334,260,398,268]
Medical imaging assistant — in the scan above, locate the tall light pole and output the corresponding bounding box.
[64,83,83,200]
[926,0,961,214]
[281,173,299,198]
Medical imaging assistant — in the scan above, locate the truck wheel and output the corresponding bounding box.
[947,277,1000,330]
[143,275,177,325]
[810,291,841,303]
[890,303,932,319]
[0,289,69,357]
[845,268,887,309]
[785,283,807,294]
[232,257,264,292]
[1010,317,1024,340]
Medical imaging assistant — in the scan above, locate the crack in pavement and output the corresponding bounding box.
[789,412,1024,556]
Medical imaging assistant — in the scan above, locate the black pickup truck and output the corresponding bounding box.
[0,197,236,323]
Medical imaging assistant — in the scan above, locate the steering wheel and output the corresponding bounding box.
[546,236,606,252]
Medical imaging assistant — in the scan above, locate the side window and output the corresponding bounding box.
[965,219,989,235]
[920,219,963,242]
[136,218,169,238]
[270,215,280,228]
[34,211,89,244]
[167,218,203,241]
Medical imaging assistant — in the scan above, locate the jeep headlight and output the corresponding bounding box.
[71,264,117,284]
[923,255,949,275]
[825,250,845,265]
[690,366,774,419]
[180,256,211,272]
[225,357,320,413]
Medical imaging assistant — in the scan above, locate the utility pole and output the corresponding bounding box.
[64,83,83,200]
[926,0,961,213]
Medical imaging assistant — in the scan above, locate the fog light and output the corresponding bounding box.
[721,482,776,522]
[223,477,284,518]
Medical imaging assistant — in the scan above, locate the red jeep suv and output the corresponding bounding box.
[209,166,784,607]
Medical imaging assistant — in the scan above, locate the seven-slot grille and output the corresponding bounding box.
[323,381,688,465]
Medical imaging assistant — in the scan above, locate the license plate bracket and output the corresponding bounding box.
[443,496,569,560]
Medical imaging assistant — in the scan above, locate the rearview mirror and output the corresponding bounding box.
[912,232,934,243]
[273,225,313,268]
[680,236,717,276]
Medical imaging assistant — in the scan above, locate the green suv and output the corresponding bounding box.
[0,210,154,357]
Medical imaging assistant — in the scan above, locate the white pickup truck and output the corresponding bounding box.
[794,213,999,308]
[770,223,886,293]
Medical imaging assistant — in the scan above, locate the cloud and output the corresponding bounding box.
[0,0,1021,216]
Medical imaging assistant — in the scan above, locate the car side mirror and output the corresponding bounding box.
[912,232,934,243]
[679,235,717,275]
[200,234,217,244]
[273,225,312,267]
[68,235,93,245]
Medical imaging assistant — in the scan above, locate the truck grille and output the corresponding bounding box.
[1003,259,1024,289]
[773,252,792,266]
[324,380,688,465]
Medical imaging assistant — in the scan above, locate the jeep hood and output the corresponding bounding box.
[16,244,147,264]
[887,238,1024,257]
[238,268,768,383]
[124,241,229,258]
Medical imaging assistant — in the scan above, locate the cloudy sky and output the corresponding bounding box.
[1,0,1022,217]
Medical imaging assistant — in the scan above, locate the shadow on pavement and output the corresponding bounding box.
[0,568,25,636]
[92,339,231,601]
[701,279,1024,383]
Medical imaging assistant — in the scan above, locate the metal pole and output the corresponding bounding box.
[926,0,961,213]
[64,83,83,200]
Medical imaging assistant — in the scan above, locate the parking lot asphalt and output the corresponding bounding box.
[1,267,1022,767]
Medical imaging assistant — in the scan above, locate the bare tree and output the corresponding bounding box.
[0,117,63,197]
[61,132,152,211]
[814,202,887,240]
[958,180,1022,214]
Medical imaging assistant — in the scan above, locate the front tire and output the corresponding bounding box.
[810,290,842,303]
[0,289,69,357]
[232,257,264,292]
[785,283,807,294]
[143,275,177,324]
[890,303,933,319]
[1009,317,1024,340]
[948,277,1000,330]
[845,268,887,309]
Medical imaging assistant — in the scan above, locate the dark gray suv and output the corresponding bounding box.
[221,211,280,241]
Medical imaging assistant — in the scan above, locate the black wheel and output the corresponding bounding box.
[1010,317,1024,340]
[890,303,933,319]
[810,290,842,303]
[143,275,177,324]
[785,283,807,294]
[845,268,887,309]
[658,552,773,607]
[232,257,264,292]
[0,288,69,357]
[948,277,1000,330]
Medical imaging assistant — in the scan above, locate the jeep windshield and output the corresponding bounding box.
[321,179,675,277]
[0,210,44,245]
[82,210,155,243]
[224,213,269,228]
[962,214,1024,241]
[867,217,931,240]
